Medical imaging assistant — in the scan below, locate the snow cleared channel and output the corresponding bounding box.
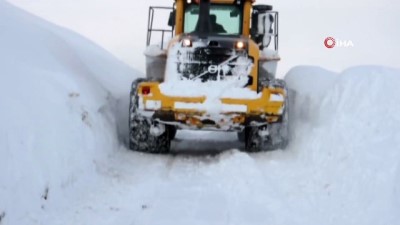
[1,2,400,225]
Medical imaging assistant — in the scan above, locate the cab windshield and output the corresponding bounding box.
[184,4,242,35]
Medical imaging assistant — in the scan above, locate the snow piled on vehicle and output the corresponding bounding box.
[159,79,260,99]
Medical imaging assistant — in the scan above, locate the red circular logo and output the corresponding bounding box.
[324,37,336,48]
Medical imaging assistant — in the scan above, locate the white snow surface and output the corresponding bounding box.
[1,2,400,225]
[174,102,248,114]
[160,80,261,99]
[0,1,138,224]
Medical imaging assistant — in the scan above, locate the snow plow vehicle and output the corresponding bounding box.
[129,0,289,153]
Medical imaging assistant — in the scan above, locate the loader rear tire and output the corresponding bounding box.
[129,78,171,154]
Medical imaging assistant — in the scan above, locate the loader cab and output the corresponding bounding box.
[145,0,280,85]
[147,0,278,51]
[171,0,246,38]
[172,0,278,50]
[182,1,243,35]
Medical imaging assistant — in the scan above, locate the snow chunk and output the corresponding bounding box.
[175,102,247,113]
[144,45,167,57]
[145,100,162,110]
[269,93,284,102]
[261,48,280,60]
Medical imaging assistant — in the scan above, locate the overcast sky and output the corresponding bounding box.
[7,0,400,75]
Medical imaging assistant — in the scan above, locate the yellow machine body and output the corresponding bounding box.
[139,0,284,130]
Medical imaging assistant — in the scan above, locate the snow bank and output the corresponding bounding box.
[280,65,400,224]
[0,2,138,224]
[45,65,400,225]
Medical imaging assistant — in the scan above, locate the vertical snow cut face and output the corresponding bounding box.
[162,36,257,99]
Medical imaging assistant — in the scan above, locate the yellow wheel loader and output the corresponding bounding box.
[129,0,289,153]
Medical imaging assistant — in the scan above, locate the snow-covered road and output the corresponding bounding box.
[49,131,294,225]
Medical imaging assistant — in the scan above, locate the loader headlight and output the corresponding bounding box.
[235,41,245,50]
[182,38,192,47]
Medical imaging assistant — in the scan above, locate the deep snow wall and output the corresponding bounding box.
[0,2,137,224]
[283,65,400,224]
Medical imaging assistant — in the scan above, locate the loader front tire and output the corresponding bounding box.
[129,78,171,154]
[244,78,290,152]
[244,127,263,152]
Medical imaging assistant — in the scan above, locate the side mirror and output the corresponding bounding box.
[251,5,273,36]
[251,5,276,49]
[168,10,176,27]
